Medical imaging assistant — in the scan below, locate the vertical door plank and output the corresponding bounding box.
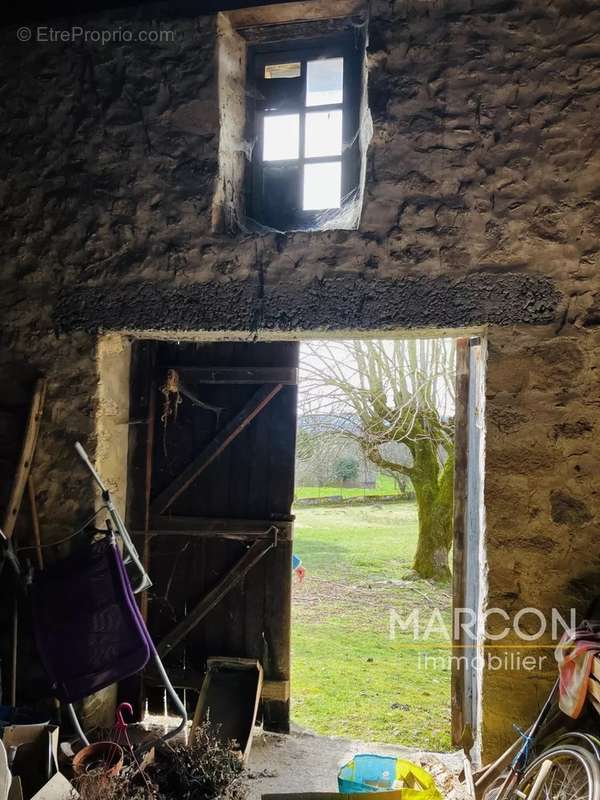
[451,338,470,746]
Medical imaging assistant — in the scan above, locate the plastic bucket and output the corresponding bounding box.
[338,754,441,800]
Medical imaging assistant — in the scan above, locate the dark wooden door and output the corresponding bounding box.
[127,341,298,732]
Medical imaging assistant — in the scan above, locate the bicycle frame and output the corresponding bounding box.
[475,679,559,800]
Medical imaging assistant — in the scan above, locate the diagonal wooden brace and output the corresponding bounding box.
[157,530,277,657]
[151,383,283,515]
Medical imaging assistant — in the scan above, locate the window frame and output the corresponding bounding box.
[246,33,363,232]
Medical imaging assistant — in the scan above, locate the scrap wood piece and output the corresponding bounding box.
[190,657,263,764]
[3,378,47,540]
[524,759,553,800]
[7,778,22,800]
[157,535,276,656]
[463,753,476,800]
[150,383,284,515]
[474,732,526,797]
[141,378,157,623]
[0,740,9,800]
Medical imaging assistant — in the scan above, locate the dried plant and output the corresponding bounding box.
[148,721,247,800]
[73,721,247,800]
[74,768,156,800]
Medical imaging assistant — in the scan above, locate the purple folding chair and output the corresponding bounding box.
[32,536,150,704]
[31,444,187,746]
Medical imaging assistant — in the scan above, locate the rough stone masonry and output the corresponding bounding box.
[2,0,600,758]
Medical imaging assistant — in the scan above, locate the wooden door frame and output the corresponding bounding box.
[125,331,487,745]
[451,336,486,763]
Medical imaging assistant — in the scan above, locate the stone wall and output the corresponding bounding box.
[2,0,600,756]
[483,325,600,756]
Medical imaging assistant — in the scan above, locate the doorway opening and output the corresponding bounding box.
[122,332,485,761]
[290,337,486,755]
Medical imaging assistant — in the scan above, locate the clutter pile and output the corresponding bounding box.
[0,717,248,800]
[4,380,600,800]
[418,756,469,800]
[258,604,600,800]
[0,383,261,800]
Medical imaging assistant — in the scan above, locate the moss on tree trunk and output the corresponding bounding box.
[411,452,454,581]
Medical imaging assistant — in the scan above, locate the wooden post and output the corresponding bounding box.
[11,598,18,706]
[463,753,476,800]
[451,339,470,746]
[3,378,47,540]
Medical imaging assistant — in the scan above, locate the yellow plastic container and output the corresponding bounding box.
[338,755,441,800]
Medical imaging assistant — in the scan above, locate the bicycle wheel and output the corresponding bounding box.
[514,745,600,800]
[554,732,600,761]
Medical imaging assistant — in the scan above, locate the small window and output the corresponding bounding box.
[247,35,364,232]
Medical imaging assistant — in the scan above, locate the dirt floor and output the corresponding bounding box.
[246,726,461,800]
[141,717,462,799]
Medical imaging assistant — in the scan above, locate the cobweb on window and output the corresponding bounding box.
[236,101,373,235]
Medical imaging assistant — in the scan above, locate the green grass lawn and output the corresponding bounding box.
[295,473,404,500]
[291,503,452,751]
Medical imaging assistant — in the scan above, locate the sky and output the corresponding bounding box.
[297,338,456,421]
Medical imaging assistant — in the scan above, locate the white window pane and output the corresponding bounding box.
[303,162,342,210]
[263,114,299,161]
[306,58,344,106]
[305,110,343,158]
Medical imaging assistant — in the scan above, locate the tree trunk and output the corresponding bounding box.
[360,430,455,580]
[411,454,454,580]
[412,495,451,580]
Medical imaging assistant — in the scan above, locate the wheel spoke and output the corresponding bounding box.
[514,749,597,800]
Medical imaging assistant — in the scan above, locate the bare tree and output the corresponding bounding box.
[299,339,456,580]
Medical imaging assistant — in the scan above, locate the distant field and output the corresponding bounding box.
[295,473,404,500]
[291,503,452,752]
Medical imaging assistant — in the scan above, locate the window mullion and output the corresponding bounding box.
[298,59,308,214]
[303,156,343,165]
[305,102,344,114]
